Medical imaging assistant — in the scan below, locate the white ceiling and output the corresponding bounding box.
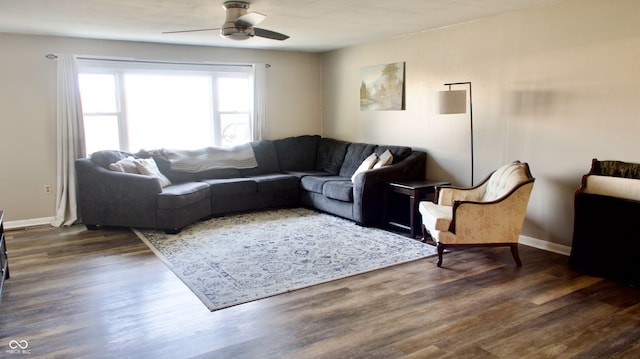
[0,0,561,52]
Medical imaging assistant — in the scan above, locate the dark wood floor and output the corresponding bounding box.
[1,224,639,358]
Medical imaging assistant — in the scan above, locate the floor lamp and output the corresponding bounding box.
[438,81,474,185]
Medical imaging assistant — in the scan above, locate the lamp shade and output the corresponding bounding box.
[438,90,467,114]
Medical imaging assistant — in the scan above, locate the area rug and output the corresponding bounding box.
[134,208,437,311]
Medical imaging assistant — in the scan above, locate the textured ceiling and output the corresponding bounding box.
[0,0,561,52]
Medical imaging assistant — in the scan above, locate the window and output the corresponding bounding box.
[78,60,253,155]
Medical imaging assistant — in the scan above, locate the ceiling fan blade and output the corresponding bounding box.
[234,12,266,28]
[254,27,289,41]
[162,28,220,34]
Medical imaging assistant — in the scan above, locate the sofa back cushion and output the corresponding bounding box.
[584,175,640,201]
[143,149,245,183]
[592,159,640,179]
[240,140,280,176]
[90,150,135,169]
[140,150,199,183]
[273,135,320,172]
[375,145,412,164]
[316,138,350,175]
[339,143,377,177]
[483,161,532,201]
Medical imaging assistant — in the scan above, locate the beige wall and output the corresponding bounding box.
[3,0,639,249]
[0,33,322,223]
[321,0,640,247]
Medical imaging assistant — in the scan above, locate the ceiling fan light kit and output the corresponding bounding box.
[221,24,253,41]
[221,1,256,40]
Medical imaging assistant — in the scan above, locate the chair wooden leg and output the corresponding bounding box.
[437,243,445,267]
[510,243,522,267]
[421,224,432,243]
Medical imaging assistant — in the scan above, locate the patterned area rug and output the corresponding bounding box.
[134,208,437,311]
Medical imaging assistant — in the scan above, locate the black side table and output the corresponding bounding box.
[0,211,9,305]
[383,180,450,238]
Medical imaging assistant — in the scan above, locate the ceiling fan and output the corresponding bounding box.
[163,1,289,41]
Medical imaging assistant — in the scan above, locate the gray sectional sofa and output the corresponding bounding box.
[75,135,426,233]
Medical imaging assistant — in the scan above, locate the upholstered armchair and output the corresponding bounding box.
[419,161,535,267]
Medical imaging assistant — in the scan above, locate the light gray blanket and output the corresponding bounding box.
[165,144,258,173]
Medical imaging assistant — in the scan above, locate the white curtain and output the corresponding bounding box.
[51,54,86,227]
[252,63,268,141]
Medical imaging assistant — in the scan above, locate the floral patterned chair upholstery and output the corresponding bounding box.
[419,161,535,267]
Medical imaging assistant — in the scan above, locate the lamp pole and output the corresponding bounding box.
[443,81,473,185]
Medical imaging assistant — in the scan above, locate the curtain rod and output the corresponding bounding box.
[45,54,270,68]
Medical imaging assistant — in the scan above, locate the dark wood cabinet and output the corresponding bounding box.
[0,210,9,304]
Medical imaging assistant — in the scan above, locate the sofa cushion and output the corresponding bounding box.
[339,143,377,177]
[251,174,300,192]
[375,145,412,163]
[584,175,640,201]
[373,150,393,169]
[483,161,532,201]
[240,140,280,176]
[419,201,453,232]
[140,150,197,184]
[157,182,210,209]
[202,178,257,196]
[284,170,332,178]
[351,152,378,182]
[301,175,345,194]
[593,159,640,179]
[323,180,354,202]
[109,156,139,173]
[145,149,241,183]
[90,150,134,169]
[274,135,320,172]
[135,158,172,188]
[195,168,243,181]
[316,138,350,175]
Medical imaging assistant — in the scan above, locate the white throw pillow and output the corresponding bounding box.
[351,153,378,182]
[109,156,139,174]
[134,158,172,188]
[373,150,393,169]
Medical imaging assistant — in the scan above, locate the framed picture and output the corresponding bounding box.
[360,62,405,111]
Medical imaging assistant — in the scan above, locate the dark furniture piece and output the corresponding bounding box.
[0,210,9,304]
[569,159,640,287]
[76,135,427,233]
[383,180,450,238]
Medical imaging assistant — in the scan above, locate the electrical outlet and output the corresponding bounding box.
[44,185,52,194]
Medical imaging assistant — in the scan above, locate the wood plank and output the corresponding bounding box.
[0,224,639,358]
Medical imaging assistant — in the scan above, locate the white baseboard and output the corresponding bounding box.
[5,217,54,230]
[519,235,571,256]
